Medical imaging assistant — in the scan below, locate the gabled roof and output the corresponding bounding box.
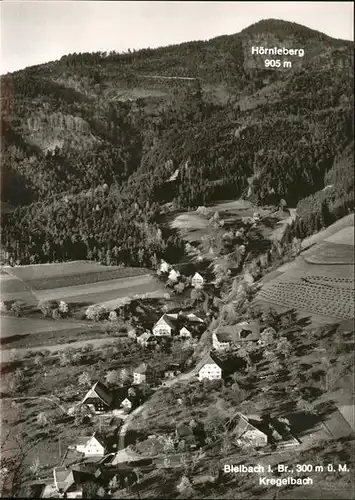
[180,326,191,334]
[75,431,107,449]
[195,352,223,373]
[186,313,204,323]
[323,408,355,439]
[154,314,176,330]
[192,272,204,281]
[232,414,253,438]
[81,381,113,407]
[53,466,69,491]
[231,413,267,439]
[111,446,144,465]
[338,405,355,431]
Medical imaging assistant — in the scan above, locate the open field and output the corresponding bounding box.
[255,216,355,325]
[1,262,165,308]
[304,241,354,265]
[0,272,38,305]
[33,274,164,303]
[325,225,354,246]
[0,316,86,338]
[4,262,150,288]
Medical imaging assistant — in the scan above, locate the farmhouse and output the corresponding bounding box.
[133,363,155,385]
[191,272,204,288]
[212,321,260,351]
[212,331,232,351]
[230,413,268,448]
[179,326,192,339]
[196,353,223,381]
[81,381,113,413]
[152,314,176,336]
[73,432,107,457]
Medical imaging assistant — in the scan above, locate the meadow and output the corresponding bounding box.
[304,242,354,265]
[0,316,86,338]
[1,262,165,308]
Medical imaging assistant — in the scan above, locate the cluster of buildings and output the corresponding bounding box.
[160,259,205,289]
[135,311,205,348]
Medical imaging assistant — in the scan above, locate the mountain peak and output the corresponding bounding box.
[240,18,334,42]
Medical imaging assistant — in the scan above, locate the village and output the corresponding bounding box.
[16,258,351,499]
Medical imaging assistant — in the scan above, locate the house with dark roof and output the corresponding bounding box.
[81,381,113,413]
[133,363,156,385]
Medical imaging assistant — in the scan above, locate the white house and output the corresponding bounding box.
[168,269,180,282]
[74,432,106,457]
[159,260,170,273]
[133,363,155,385]
[179,327,192,339]
[191,272,204,288]
[196,353,223,381]
[212,332,231,351]
[120,397,133,411]
[152,314,176,336]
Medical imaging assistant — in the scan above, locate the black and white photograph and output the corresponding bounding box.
[0,1,354,498]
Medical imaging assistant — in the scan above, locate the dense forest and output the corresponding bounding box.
[1,19,354,266]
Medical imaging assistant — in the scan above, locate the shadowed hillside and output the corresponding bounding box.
[1,19,353,266]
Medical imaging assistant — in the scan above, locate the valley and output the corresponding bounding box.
[0,13,354,500]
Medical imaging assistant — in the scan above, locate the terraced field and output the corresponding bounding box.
[255,216,355,324]
[258,278,354,320]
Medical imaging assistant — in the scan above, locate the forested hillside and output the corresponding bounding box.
[1,19,353,266]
